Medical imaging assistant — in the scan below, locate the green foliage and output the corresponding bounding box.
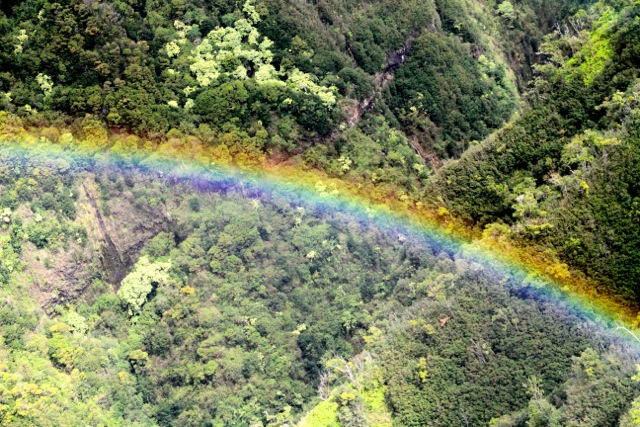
[492,347,640,426]
[0,143,635,426]
[298,400,340,427]
[168,1,336,105]
[117,256,171,314]
[386,31,515,156]
[375,270,609,426]
[0,0,572,152]
[498,2,516,21]
[428,1,640,301]
[1,1,640,426]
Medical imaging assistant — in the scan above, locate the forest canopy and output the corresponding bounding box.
[0,141,637,426]
[2,0,640,426]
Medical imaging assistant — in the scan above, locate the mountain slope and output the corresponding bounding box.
[429,1,640,304]
[0,142,638,426]
[2,0,640,426]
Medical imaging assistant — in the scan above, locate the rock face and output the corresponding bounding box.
[25,175,172,310]
[347,35,416,129]
[82,182,127,285]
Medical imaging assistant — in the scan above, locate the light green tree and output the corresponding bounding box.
[620,397,640,426]
[620,365,640,426]
[168,0,336,106]
[526,376,561,427]
[497,2,516,21]
[117,256,171,314]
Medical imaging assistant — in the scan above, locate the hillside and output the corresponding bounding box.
[429,1,640,304]
[0,141,638,426]
[0,0,592,154]
[1,0,640,426]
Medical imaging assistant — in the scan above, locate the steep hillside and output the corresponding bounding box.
[429,1,640,304]
[0,142,638,426]
[2,0,640,426]
[0,0,590,156]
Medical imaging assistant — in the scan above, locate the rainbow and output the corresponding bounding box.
[2,135,640,350]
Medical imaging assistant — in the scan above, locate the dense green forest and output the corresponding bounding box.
[2,0,640,425]
[428,0,640,303]
[0,143,639,426]
[0,0,590,152]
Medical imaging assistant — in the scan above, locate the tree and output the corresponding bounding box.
[117,256,172,314]
[498,2,516,21]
